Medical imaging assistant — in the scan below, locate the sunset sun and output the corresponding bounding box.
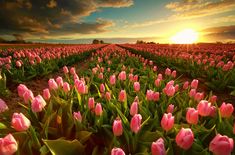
[171,29,198,44]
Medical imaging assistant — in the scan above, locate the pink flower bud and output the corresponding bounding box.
[0,98,8,113]
[152,92,160,101]
[189,89,196,98]
[100,83,105,93]
[88,97,95,110]
[43,88,51,100]
[133,82,140,92]
[146,90,154,101]
[110,75,116,85]
[63,66,69,74]
[23,89,34,103]
[209,106,217,117]
[130,101,138,116]
[158,74,163,80]
[31,95,46,112]
[95,103,103,116]
[220,102,234,118]
[118,90,126,102]
[191,79,198,89]
[56,76,63,87]
[151,138,166,155]
[209,95,217,104]
[98,73,103,79]
[155,78,161,87]
[176,128,194,150]
[73,111,82,122]
[118,71,126,81]
[183,81,189,89]
[0,134,18,155]
[133,75,138,82]
[17,84,28,98]
[48,79,58,90]
[209,134,234,155]
[163,85,175,97]
[161,113,174,131]
[112,119,123,136]
[197,100,211,116]
[171,70,176,78]
[16,60,22,67]
[130,114,142,133]
[165,68,171,76]
[167,104,174,113]
[11,113,31,131]
[63,82,70,93]
[111,148,125,155]
[105,92,111,101]
[70,67,76,75]
[153,66,157,72]
[186,108,198,125]
[194,92,204,101]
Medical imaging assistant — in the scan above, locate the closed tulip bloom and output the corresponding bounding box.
[48,79,58,90]
[194,92,204,101]
[176,128,194,150]
[171,70,177,78]
[95,103,103,116]
[209,95,217,104]
[100,83,105,93]
[118,71,126,81]
[183,81,189,89]
[191,79,198,89]
[110,75,116,85]
[73,111,82,122]
[43,88,51,100]
[151,138,166,155]
[111,148,125,155]
[133,75,138,82]
[17,84,28,98]
[88,97,95,110]
[161,113,174,131]
[153,66,157,72]
[11,113,31,131]
[155,78,161,87]
[209,134,234,155]
[165,68,171,76]
[112,119,123,136]
[98,73,103,79]
[158,74,163,80]
[105,92,111,101]
[197,100,211,116]
[118,90,126,102]
[0,134,18,155]
[63,82,70,93]
[16,60,22,67]
[23,89,34,103]
[31,95,47,112]
[77,82,86,94]
[133,82,140,92]
[186,108,198,125]
[56,76,63,87]
[70,67,76,75]
[189,89,196,98]
[175,84,179,92]
[146,90,154,101]
[220,102,234,118]
[0,98,8,113]
[209,106,217,117]
[167,104,174,113]
[130,101,138,116]
[63,66,69,74]
[152,92,160,101]
[163,85,175,97]
[130,114,142,133]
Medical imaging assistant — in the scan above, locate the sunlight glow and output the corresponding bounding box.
[171,29,198,44]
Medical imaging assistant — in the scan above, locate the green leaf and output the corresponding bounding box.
[0,122,7,129]
[76,131,92,143]
[43,138,85,155]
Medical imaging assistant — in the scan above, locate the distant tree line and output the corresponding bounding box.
[136,40,157,44]
[92,39,105,44]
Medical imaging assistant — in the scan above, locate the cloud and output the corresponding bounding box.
[201,25,235,41]
[166,0,235,19]
[0,0,133,39]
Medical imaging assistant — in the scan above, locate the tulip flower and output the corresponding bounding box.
[133,82,140,92]
[118,90,126,102]
[105,92,111,101]
[161,113,174,131]
[130,114,142,133]
[176,128,194,150]
[163,84,175,97]
[56,76,63,87]
[118,71,126,81]
[0,98,8,113]
[63,82,70,93]
[73,111,82,122]
[112,119,123,136]
[110,75,116,85]
[171,70,176,78]
[197,100,211,116]
[151,138,166,155]
[111,148,125,155]
[183,81,189,89]
[43,88,51,100]
[186,108,198,125]
[11,113,31,131]
[23,89,34,103]
[130,101,138,116]
[48,79,58,90]
[88,97,95,110]
[167,104,174,113]
[220,102,234,118]
[63,66,69,74]
[17,84,28,98]
[209,134,234,155]
[191,79,198,89]
[146,90,154,101]
[100,83,105,93]
[152,92,160,101]
[155,78,161,87]
[31,95,47,112]
[95,103,103,116]
[0,134,18,155]
[165,68,171,76]
[70,67,76,75]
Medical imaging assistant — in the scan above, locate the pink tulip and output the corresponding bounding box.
[0,134,18,155]
[48,79,58,90]
[95,103,103,116]
[155,78,161,87]
[118,71,126,81]
[176,128,194,150]
[88,97,95,110]
[118,90,126,102]
[146,90,154,101]
[186,108,198,125]
[23,89,34,103]
[73,111,82,122]
[183,81,189,89]
[11,113,31,131]
[130,101,138,116]
[194,92,204,101]
[112,119,123,136]
[111,148,125,155]
[161,113,174,131]
[152,92,160,101]
[167,104,174,113]
[163,84,175,97]
[0,98,8,113]
[171,70,176,78]
[130,114,142,133]
[63,82,70,93]
[189,89,196,98]
[165,68,171,76]
[70,67,76,75]
[133,75,138,82]
[31,95,47,112]
[209,134,234,155]
[151,138,166,155]
[16,60,21,67]
[133,82,140,92]
[220,102,234,118]
[209,106,217,117]
[43,88,51,100]
[56,76,63,87]
[158,74,163,80]
[175,84,179,92]
[105,92,111,101]
[191,79,198,89]
[98,73,103,79]
[63,66,69,74]
[153,66,157,72]
[209,95,217,104]
[100,83,105,93]
[197,100,211,116]
[110,75,116,85]
[17,84,28,98]
[76,82,86,94]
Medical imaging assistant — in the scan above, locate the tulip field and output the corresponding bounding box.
[0,44,235,155]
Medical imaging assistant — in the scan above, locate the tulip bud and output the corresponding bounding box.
[105,92,111,101]
[0,134,18,155]
[110,75,116,85]
[220,102,234,118]
[118,71,126,81]
[56,76,63,87]
[167,104,174,113]
[133,82,140,92]
[118,90,126,102]
[23,89,34,103]
[186,108,198,125]
[161,113,174,131]
[31,95,47,112]
[130,101,138,116]
[88,97,95,110]
[95,103,103,116]
[151,138,166,155]
[197,100,211,116]
[183,81,189,89]
[73,111,82,122]
[112,119,123,136]
[11,113,31,131]
[100,83,105,93]
[176,128,194,150]
[48,79,58,90]
[63,82,70,93]
[0,98,8,113]
[130,114,142,133]
[63,66,69,74]
[111,148,125,155]
[191,79,198,89]
[43,88,51,100]
[17,84,28,98]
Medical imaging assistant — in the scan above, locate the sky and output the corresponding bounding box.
[0,0,235,43]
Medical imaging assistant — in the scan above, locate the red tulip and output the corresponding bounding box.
[176,128,194,150]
